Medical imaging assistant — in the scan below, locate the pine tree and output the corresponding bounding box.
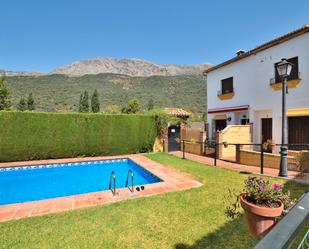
[17,97,27,111]
[0,76,11,110]
[147,98,154,111]
[78,91,89,113]
[82,91,89,112]
[27,93,35,110]
[91,89,100,113]
[78,93,83,112]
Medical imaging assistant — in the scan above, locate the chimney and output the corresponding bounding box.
[236,49,245,56]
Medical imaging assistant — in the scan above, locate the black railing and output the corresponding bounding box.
[180,140,309,175]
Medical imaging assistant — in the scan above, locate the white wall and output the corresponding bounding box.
[207,33,309,143]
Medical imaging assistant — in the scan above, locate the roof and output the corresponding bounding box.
[204,25,309,74]
[164,108,192,117]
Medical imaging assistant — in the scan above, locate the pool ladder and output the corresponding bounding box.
[109,170,134,196]
[109,171,116,195]
[125,169,134,193]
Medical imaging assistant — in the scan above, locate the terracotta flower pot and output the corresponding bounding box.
[223,142,228,148]
[240,194,283,239]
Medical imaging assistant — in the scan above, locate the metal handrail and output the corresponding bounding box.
[109,171,116,195]
[125,169,134,192]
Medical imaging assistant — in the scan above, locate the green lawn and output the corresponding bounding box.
[0,153,307,249]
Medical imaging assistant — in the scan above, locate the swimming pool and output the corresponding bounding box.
[0,158,161,205]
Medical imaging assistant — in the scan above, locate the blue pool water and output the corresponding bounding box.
[0,158,161,205]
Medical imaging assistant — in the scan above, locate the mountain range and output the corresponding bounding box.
[2,58,211,77]
[2,58,210,113]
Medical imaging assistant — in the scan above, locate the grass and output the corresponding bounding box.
[0,153,308,249]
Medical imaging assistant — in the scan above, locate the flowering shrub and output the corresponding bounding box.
[243,177,290,208]
[225,176,292,219]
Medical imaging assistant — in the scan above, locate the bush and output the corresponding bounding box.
[0,111,157,162]
[297,151,309,173]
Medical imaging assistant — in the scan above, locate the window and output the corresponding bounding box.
[275,56,299,83]
[221,77,233,94]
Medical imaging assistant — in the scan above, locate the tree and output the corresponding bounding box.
[147,98,154,111]
[121,98,140,114]
[105,105,120,114]
[17,97,27,111]
[78,91,89,113]
[0,76,11,110]
[27,93,35,110]
[78,93,83,112]
[91,89,100,113]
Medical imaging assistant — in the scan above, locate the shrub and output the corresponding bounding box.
[297,151,309,173]
[0,111,157,162]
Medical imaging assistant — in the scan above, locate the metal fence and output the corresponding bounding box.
[180,140,309,175]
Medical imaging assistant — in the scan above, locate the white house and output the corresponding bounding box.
[204,25,309,148]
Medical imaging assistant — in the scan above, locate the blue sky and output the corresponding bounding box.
[1,0,308,72]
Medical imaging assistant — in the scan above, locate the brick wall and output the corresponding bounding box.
[239,149,298,171]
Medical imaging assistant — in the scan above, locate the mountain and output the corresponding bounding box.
[51,58,211,77]
[6,73,206,113]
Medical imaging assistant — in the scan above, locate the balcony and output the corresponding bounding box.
[269,72,302,91]
[217,88,235,100]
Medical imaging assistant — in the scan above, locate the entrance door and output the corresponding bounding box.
[261,118,272,144]
[168,125,180,152]
[215,120,227,132]
[288,116,309,150]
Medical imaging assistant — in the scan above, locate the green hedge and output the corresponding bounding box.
[0,111,157,162]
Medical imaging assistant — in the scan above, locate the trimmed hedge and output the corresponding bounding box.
[0,111,157,162]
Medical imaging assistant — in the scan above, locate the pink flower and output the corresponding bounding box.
[273,183,281,190]
[260,185,266,190]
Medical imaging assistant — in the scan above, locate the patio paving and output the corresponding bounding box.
[0,154,202,222]
[170,151,309,183]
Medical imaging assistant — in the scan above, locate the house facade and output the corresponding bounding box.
[204,25,309,147]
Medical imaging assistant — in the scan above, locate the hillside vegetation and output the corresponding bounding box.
[6,74,206,112]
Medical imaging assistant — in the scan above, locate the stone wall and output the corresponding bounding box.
[239,149,298,171]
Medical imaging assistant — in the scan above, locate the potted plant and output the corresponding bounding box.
[223,141,228,148]
[225,176,292,239]
[262,139,275,151]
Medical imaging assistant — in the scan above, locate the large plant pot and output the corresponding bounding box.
[240,194,283,239]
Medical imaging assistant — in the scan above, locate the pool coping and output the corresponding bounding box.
[0,154,203,222]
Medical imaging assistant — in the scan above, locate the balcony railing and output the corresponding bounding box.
[269,72,301,86]
[217,88,234,96]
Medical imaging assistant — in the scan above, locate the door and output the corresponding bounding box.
[215,120,227,132]
[288,117,309,150]
[261,118,272,144]
[168,125,180,152]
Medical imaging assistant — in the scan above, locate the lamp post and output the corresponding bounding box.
[276,58,293,177]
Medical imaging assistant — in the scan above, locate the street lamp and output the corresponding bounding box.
[276,58,293,177]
